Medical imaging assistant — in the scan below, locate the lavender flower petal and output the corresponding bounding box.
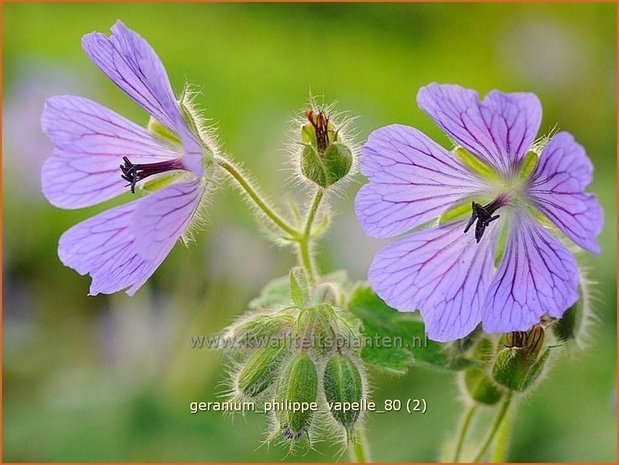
[82,20,203,175]
[131,179,205,259]
[527,131,603,254]
[41,95,179,208]
[355,124,488,238]
[368,220,497,342]
[58,180,203,296]
[417,83,542,175]
[482,213,579,333]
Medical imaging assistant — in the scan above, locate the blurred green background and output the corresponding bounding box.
[2,2,616,462]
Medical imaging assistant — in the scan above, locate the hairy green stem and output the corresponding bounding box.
[216,156,298,237]
[349,428,371,463]
[452,402,478,462]
[491,410,512,462]
[298,189,324,282]
[472,392,513,462]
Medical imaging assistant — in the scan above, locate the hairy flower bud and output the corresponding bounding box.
[323,354,364,439]
[461,338,504,405]
[299,107,353,188]
[553,290,586,343]
[230,313,293,350]
[274,353,319,439]
[492,325,549,392]
[236,344,286,397]
[462,367,504,405]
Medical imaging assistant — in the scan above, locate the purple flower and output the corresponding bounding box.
[41,21,212,296]
[355,83,603,342]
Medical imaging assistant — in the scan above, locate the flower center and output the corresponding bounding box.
[120,157,185,193]
[463,195,507,243]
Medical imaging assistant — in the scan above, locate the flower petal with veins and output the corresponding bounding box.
[482,213,579,333]
[355,124,488,238]
[417,83,542,175]
[527,131,603,254]
[58,180,203,296]
[82,20,203,175]
[41,95,179,208]
[368,220,498,342]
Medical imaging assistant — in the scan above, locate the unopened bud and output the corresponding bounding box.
[492,325,549,392]
[312,282,340,306]
[232,313,293,349]
[299,108,352,188]
[553,295,585,343]
[236,345,286,397]
[462,367,504,405]
[323,354,364,439]
[461,338,504,405]
[275,353,319,439]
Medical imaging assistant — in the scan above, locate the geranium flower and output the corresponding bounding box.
[41,21,213,296]
[355,83,602,342]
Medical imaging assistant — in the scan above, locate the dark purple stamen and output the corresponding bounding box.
[464,197,504,243]
[120,157,184,194]
[306,109,330,154]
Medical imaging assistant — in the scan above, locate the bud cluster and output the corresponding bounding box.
[223,267,368,450]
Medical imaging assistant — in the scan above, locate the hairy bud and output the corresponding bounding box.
[236,344,286,397]
[323,354,364,439]
[274,353,319,439]
[299,107,353,188]
[492,325,549,392]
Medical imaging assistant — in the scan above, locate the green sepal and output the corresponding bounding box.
[148,116,181,145]
[519,150,539,180]
[454,147,496,179]
[289,267,310,308]
[300,142,353,188]
[236,344,286,397]
[275,353,319,437]
[492,346,550,392]
[323,354,364,438]
[462,367,504,405]
[438,201,472,225]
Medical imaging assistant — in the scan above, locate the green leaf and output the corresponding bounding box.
[347,284,471,373]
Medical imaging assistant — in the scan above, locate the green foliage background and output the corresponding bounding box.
[3,3,616,462]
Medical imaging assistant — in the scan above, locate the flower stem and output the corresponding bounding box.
[216,156,298,238]
[491,410,512,462]
[451,402,478,462]
[349,428,371,463]
[471,392,513,462]
[298,189,324,283]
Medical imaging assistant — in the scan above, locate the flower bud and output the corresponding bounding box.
[236,344,286,397]
[492,325,549,392]
[462,367,504,405]
[299,108,353,188]
[553,294,584,343]
[461,338,503,405]
[311,282,340,306]
[275,353,319,439]
[297,304,337,355]
[323,354,364,439]
[231,313,293,350]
